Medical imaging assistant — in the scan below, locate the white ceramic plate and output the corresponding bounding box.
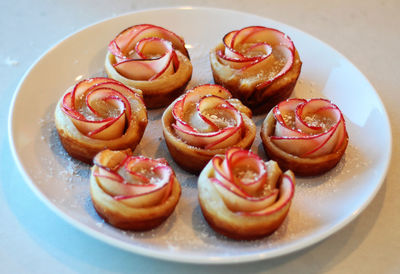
[9,7,391,264]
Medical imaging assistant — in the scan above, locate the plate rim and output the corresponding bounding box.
[8,6,393,264]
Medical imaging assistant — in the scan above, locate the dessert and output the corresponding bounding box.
[261,98,348,176]
[210,26,302,114]
[198,147,295,240]
[162,84,256,173]
[55,77,148,164]
[105,24,193,108]
[90,149,181,230]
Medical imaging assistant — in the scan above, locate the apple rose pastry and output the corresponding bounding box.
[210,26,302,114]
[105,24,193,108]
[198,147,295,240]
[55,77,148,164]
[162,84,256,173]
[90,149,181,230]
[261,98,348,176]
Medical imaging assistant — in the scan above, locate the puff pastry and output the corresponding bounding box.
[162,84,256,173]
[261,98,348,176]
[55,77,148,164]
[198,147,295,240]
[90,149,181,230]
[210,26,302,114]
[105,24,193,108]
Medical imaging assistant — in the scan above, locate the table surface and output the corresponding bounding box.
[1,0,399,273]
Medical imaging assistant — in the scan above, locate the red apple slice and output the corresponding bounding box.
[255,45,294,89]
[114,181,171,207]
[134,37,172,58]
[70,78,111,109]
[93,154,174,208]
[113,51,173,80]
[213,148,268,196]
[109,24,152,56]
[95,167,157,196]
[172,88,243,149]
[216,50,258,69]
[108,24,189,81]
[208,147,291,214]
[271,98,347,157]
[212,178,279,212]
[87,112,126,140]
[295,99,340,134]
[241,173,295,216]
[172,85,233,133]
[273,98,307,137]
[60,78,139,140]
[217,26,296,92]
[231,26,294,51]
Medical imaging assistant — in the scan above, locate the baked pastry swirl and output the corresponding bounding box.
[55,77,148,164]
[210,26,302,114]
[198,147,295,240]
[162,84,256,173]
[105,24,193,108]
[261,98,348,176]
[90,149,181,230]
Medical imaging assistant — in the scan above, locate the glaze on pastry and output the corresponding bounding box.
[210,26,302,114]
[90,149,181,230]
[162,84,256,173]
[261,98,348,176]
[105,24,193,108]
[198,147,295,240]
[55,77,148,164]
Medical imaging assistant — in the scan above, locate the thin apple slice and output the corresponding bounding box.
[88,112,126,140]
[231,26,294,51]
[110,24,152,56]
[114,181,171,207]
[60,78,137,140]
[108,25,187,81]
[271,98,347,157]
[212,178,279,212]
[172,89,243,149]
[213,148,268,196]
[113,49,173,81]
[217,26,296,92]
[108,24,189,81]
[273,98,307,138]
[255,45,294,89]
[216,50,258,69]
[70,78,111,109]
[241,173,295,216]
[208,147,291,214]
[93,153,175,208]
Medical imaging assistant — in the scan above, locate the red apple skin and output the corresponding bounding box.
[261,107,349,176]
[210,26,302,115]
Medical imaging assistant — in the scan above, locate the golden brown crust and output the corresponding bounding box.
[210,45,302,115]
[198,161,294,240]
[105,51,192,109]
[199,198,289,240]
[260,110,349,176]
[54,89,148,164]
[90,169,181,230]
[161,99,256,174]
